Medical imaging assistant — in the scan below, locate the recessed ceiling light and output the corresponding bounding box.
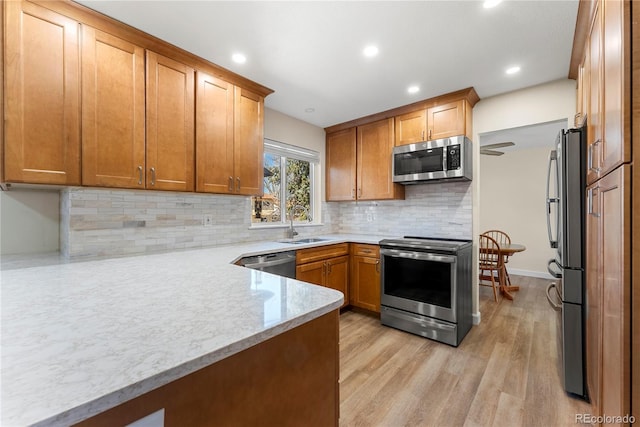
[231,53,247,64]
[407,85,420,94]
[506,66,521,75]
[483,0,502,8]
[363,45,379,58]
[305,108,315,113]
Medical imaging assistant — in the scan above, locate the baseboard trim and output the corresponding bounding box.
[508,268,555,279]
[472,312,481,325]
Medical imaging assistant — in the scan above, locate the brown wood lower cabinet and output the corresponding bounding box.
[586,165,631,424]
[74,311,339,427]
[350,244,381,313]
[296,244,349,308]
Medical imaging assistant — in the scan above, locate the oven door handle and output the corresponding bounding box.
[380,248,456,263]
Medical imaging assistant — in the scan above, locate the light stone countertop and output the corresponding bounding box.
[0,233,394,427]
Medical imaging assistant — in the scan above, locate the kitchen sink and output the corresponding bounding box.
[280,238,329,244]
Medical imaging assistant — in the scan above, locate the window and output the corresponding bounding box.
[251,139,319,225]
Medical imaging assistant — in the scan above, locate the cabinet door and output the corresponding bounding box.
[586,180,602,415]
[326,128,356,201]
[599,166,631,423]
[4,1,80,184]
[394,109,427,146]
[601,0,630,177]
[234,87,264,196]
[81,25,145,188]
[351,255,380,313]
[196,72,234,193]
[326,256,349,308]
[427,100,465,140]
[146,51,195,192]
[357,118,404,201]
[587,4,602,185]
[296,260,325,287]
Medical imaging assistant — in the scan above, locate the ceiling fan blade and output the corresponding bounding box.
[481,141,515,150]
[480,149,504,156]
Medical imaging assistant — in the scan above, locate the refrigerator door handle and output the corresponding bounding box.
[546,282,562,311]
[546,150,559,248]
[547,258,562,278]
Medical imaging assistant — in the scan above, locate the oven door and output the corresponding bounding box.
[380,248,457,323]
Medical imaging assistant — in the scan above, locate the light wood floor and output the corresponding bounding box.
[339,275,591,427]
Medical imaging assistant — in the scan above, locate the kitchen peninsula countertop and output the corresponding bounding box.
[1,234,390,426]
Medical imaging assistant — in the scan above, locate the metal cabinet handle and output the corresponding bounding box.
[589,186,601,218]
[593,139,601,172]
[375,259,380,274]
[357,188,362,198]
[137,165,143,185]
[228,176,233,192]
[421,130,425,140]
[150,167,156,186]
[587,139,601,173]
[351,188,356,200]
[428,129,432,140]
[326,261,332,275]
[236,177,241,192]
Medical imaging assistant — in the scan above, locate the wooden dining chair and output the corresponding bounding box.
[481,230,513,287]
[479,234,505,302]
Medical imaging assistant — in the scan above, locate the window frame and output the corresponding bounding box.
[250,139,320,228]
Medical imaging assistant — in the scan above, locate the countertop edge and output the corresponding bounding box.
[33,299,343,427]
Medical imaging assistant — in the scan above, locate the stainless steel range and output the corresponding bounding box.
[379,237,473,347]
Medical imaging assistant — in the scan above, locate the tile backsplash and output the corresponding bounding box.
[60,181,471,258]
[60,188,337,258]
[335,181,472,238]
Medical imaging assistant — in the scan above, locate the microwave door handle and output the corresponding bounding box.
[442,147,447,172]
[546,151,559,248]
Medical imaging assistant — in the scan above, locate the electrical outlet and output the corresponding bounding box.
[366,213,373,222]
[203,214,213,227]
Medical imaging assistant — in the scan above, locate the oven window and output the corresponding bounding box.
[383,255,452,309]
[394,147,444,175]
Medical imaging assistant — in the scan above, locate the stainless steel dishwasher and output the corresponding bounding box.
[238,251,296,279]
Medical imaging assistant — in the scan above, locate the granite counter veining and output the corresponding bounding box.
[0,234,390,426]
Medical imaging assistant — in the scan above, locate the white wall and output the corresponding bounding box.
[264,108,327,215]
[0,190,60,255]
[479,146,557,276]
[471,78,576,319]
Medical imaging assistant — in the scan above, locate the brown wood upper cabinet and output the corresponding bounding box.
[395,100,469,146]
[583,0,630,186]
[196,72,264,196]
[326,128,357,201]
[146,51,195,192]
[4,0,81,185]
[3,0,272,191]
[81,25,146,188]
[326,119,404,202]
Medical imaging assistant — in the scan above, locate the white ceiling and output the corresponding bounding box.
[479,119,567,153]
[76,0,579,129]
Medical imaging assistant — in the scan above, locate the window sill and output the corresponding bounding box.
[249,223,325,230]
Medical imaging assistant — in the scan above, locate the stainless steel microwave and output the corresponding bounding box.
[392,135,472,184]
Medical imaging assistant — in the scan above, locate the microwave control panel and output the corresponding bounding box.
[447,144,461,170]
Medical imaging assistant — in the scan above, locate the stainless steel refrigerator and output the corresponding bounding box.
[545,124,587,399]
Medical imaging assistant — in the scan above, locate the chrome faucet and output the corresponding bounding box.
[288,205,309,239]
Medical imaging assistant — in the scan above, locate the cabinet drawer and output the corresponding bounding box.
[296,243,349,265]
[351,243,380,258]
